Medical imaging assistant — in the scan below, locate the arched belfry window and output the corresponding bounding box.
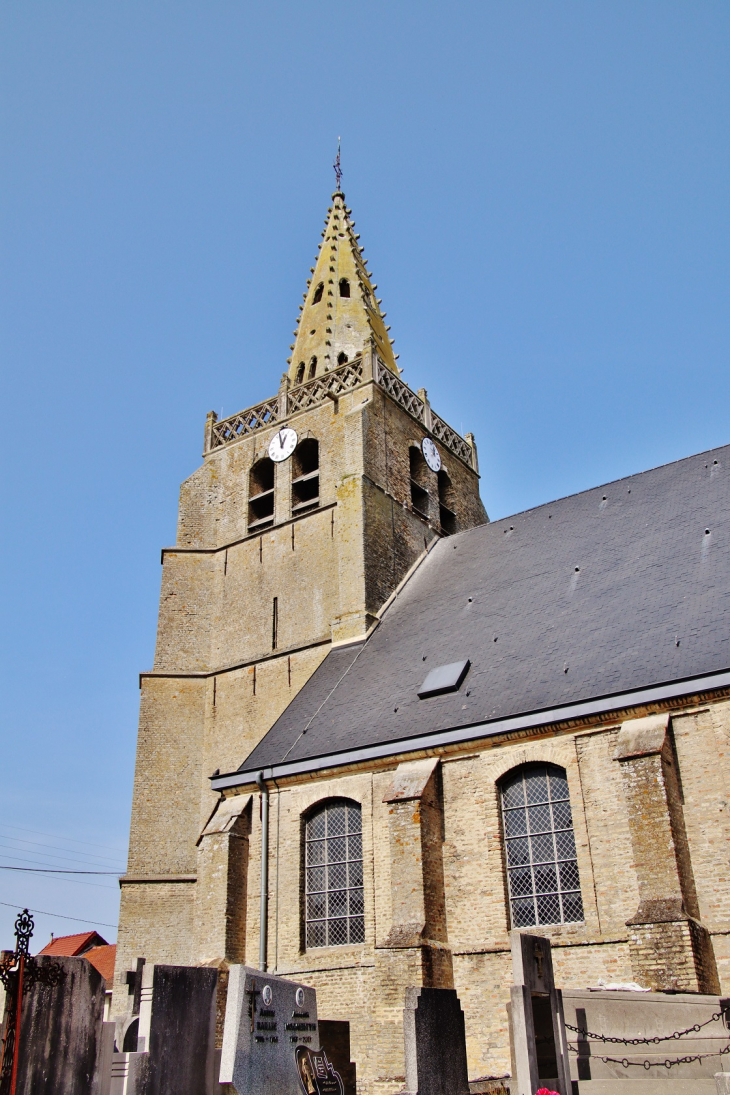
[248,457,275,531]
[313,282,324,304]
[292,438,319,515]
[337,351,348,366]
[500,765,584,928]
[308,356,317,380]
[305,799,364,948]
[339,278,350,298]
[295,362,305,385]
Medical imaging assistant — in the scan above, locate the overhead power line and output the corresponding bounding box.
[0,900,118,930]
[0,866,120,875]
[0,835,124,869]
[0,822,127,856]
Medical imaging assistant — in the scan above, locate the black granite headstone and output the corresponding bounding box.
[318,1020,356,1095]
[143,964,219,1095]
[403,987,470,1095]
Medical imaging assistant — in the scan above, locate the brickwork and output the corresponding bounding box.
[612,713,721,991]
[118,680,730,1086]
[195,803,251,965]
[214,701,728,1094]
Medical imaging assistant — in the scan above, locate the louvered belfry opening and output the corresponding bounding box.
[292,438,319,515]
[409,446,430,517]
[248,457,275,531]
[305,800,364,948]
[438,469,457,535]
[500,765,584,928]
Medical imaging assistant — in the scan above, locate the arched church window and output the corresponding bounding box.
[339,278,350,298]
[248,457,275,531]
[500,765,584,929]
[313,282,324,304]
[438,469,457,535]
[292,438,319,515]
[305,799,364,948]
[409,446,429,518]
[337,352,348,366]
[308,357,317,380]
[295,362,305,385]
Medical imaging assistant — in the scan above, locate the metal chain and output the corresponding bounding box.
[564,1010,725,1046]
[569,1039,730,1071]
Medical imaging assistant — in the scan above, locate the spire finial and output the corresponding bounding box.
[333,137,342,193]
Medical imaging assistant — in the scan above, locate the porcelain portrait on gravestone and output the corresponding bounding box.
[296,1046,344,1095]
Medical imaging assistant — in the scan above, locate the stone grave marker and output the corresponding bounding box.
[220,966,345,1095]
[508,931,571,1095]
[10,954,106,1095]
[402,986,470,1095]
[144,964,219,1095]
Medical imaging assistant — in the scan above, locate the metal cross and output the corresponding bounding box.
[534,943,544,979]
[246,979,261,1033]
[333,138,342,192]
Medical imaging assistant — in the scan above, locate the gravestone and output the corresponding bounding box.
[318,1021,356,1095]
[220,966,345,1095]
[11,954,106,1095]
[144,965,219,1095]
[402,986,469,1095]
[508,931,571,1095]
[109,962,220,1095]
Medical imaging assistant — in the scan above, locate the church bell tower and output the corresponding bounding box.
[114,185,488,1001]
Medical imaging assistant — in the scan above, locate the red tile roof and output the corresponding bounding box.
[38,930,108,957]
[84,944,116,984]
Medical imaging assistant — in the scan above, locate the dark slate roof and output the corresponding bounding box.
[239,443,730,773]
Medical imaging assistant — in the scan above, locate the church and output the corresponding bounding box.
[113,183,730,1089]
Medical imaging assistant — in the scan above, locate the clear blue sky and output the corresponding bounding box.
[1,1,729,950]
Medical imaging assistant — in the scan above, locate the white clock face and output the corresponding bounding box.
[421,437,441,473]
[268,427,298,463]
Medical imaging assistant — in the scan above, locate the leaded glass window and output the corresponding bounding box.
[305,800,364,948]
[500,765,584,928]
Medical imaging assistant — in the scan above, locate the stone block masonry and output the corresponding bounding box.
[114,369,485,1022]
[199,696,730,1094]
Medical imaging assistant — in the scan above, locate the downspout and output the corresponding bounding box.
[256,771,269,971]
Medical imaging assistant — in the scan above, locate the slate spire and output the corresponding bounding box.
[286,191,399,384]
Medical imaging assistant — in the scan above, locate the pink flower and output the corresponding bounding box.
[534,1089,560,1095]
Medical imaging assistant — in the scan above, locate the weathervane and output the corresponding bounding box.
[333,138,342,192]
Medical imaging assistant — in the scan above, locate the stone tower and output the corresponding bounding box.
[114,189,487,1007]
